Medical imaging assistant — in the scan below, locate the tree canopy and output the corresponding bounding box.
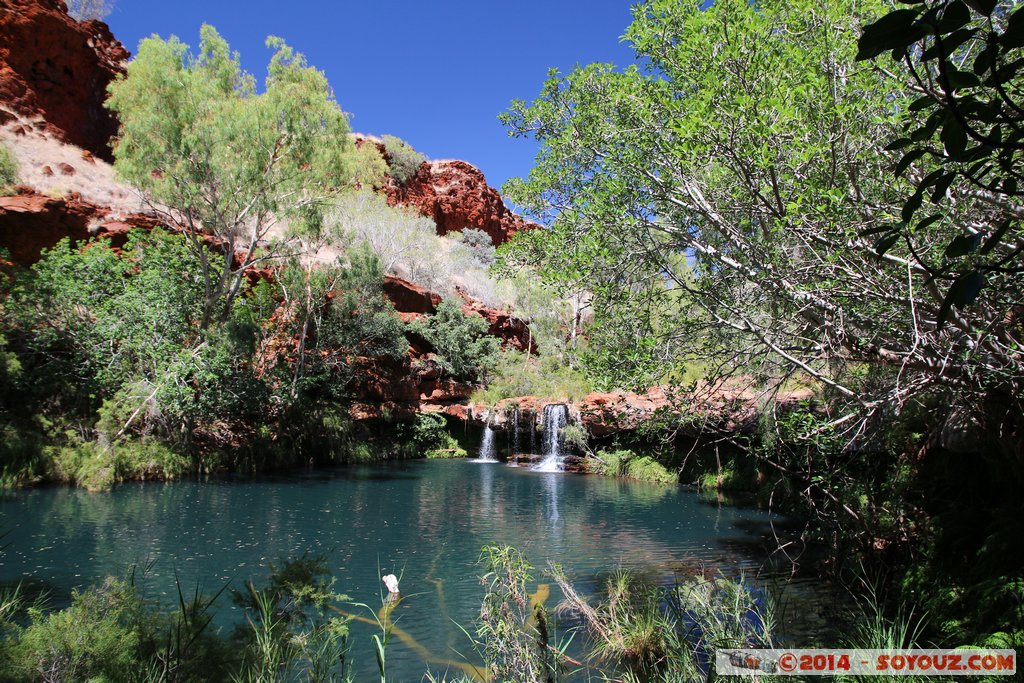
[501,0,1024,437]
[107,25,371,328]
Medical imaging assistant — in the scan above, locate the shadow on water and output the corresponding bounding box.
[0,459,830,680]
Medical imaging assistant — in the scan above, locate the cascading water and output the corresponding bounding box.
[473,425,498,463]
[533,404,567,472]
[470,410,498,463]
[511,408,521,455]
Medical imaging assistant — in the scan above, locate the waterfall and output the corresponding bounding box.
[511,408,521,454]
[473,425,498,463]
[533,404,567,472]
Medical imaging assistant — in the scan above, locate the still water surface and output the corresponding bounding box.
[0,460,786,680]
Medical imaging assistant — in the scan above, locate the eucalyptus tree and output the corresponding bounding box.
[502,0,1024,441]
[107,25,370,329]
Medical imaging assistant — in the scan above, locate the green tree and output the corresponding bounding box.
[412,298,499,382]
[502,0,1024,431]
[275,244,408,403]
[107,25,368,329]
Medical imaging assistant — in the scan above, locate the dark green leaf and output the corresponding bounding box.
[973,43,997,77]
[908,95,935,112]
[980,218,1013,254]
[894,148,926,177]
[902,189,925,221]
[875,231,902,256]
[964,0,996,15]
[858,10,926,60]
[860,221,905,237]
[931,174,956,202]
[885,137,915,150]
[986,58,1024,87]
[941,116,968,159]
[920,168,948,188]
[1002,6,1024,49]
[923,27,979,60]
[944,233,982,257]
[916,214,943,230]
[937,270,986,329]
[936,1,972,33]
[944,66,982,91]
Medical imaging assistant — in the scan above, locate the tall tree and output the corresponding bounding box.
[107,25,367,329]
[502,0,1024,439]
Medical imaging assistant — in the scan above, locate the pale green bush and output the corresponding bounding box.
[0,143,18,194]
[382,134,426,184]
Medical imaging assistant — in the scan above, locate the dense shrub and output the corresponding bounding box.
[592,449,677,485]
[472,350,592,406]
[0,144,17,194]
[2,577,149,681]
[352,141,389,189]
[457,229,496,268]
[410,298,499,382]
[382,134,426,184]
[330,191,511,304]
[395,413,467,459]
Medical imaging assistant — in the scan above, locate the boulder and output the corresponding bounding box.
[383,159,537,247]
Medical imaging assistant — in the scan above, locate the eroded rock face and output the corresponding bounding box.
[0,0,128,160]
[383,275,441,315]
[460,299,537,354]
[0,189,99,262]
[384,159,537,247]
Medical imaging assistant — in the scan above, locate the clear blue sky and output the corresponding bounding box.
[105,1,638,196]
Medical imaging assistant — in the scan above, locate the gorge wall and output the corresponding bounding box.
[0,0,127,160]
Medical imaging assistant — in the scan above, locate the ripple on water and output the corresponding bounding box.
[0,459,794,680]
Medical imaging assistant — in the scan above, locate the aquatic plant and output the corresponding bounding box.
[551,566,775,682]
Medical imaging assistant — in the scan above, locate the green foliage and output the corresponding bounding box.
[351,142,389,189]
[858,0,1024,325]
[0,225,417,484]
[411,298,499,382]
[0,143,17,194]
[2,229,220,450]
[0,556,345,683]
[3,577,149,682]
[107,25,367,327]
[276,245,408,405]
[473,546,564,682]
[399,413,467,459]
[501,0,1024,423]
[592,449,677,485]
[381,134,426,185]
[46,435,190,491]
[233,553,351,683]
[552,567,775,682]
[472,350,592,405]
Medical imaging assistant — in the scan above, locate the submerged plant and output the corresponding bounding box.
[473,545,567,683]
[232,553,352,683]
[552,566,775,682]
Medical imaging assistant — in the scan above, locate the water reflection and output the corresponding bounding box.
[0,460,787,680]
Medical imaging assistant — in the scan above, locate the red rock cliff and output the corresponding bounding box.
[0,0,128,160]
[384,159,537,247]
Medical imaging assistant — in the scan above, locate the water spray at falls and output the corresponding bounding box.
[533,404,568,472]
